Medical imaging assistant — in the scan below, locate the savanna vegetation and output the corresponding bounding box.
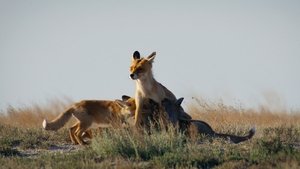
[0,97,299,169]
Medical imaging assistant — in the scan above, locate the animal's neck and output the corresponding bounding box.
[136,71,157,94]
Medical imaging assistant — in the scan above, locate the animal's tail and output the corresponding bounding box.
[215,127,256,144]
[42,107,74,131]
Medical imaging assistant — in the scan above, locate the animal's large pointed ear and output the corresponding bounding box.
[122,95,131,101]
[146,52,156,62]
[133,51,140,60]
[175,97,184,106]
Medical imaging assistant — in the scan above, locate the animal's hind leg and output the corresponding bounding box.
[69,123,79,145]
[74,123,90,145]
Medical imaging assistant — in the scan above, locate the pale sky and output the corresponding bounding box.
[1,1,300,112]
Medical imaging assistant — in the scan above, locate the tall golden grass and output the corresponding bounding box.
[188,97,300,138]
[0,97,299,131]
[0,99,73,128]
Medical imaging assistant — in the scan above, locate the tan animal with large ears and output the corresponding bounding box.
[129,51,191,126]
[42,99,134,145]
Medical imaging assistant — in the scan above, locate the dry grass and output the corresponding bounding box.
[0,97,299,168]
[0,97,299,130]
[0,99,73,128]
[188,97,300,130]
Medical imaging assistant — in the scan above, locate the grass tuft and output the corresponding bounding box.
[91,126,187,161]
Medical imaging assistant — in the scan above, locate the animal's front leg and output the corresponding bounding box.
[134,95,144,127]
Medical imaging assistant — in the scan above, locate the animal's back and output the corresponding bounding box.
[73,100,119,123]
[158,82,176,101]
